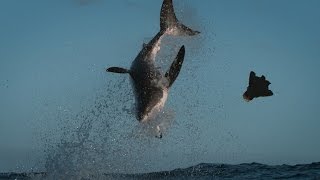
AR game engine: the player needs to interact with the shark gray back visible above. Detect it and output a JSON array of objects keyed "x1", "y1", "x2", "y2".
[{"x1": 106, "y1": 0, "x2": 199, "y2": 122}]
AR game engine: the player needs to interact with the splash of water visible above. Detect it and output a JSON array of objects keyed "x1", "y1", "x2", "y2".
[
  {"x1": 43, "y1": 77, "x2": 134, "y2": 178},
  {"x1": 40, "y1": 2, "x2": 240, "y2": 178}
]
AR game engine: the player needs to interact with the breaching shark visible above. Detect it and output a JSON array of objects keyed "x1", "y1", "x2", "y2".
[{"x1": 106, "y1": 0, "x2": 200, "y2": 122}]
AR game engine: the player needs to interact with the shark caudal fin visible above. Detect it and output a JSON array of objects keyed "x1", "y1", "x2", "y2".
[
  {"x1": 160, "y1": 0, "x2": 200, "y2": 36},
  {"x1": 165, "y1": 45, "x2": 185, "y2": 87}
]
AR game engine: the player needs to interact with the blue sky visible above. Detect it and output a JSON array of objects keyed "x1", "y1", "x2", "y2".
[{"x1": 0, "y1": 0, "x2": 320, "y2": 173}]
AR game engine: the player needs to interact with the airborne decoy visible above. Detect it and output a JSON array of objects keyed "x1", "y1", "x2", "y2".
[{"x1": 243, "y1": 71, "x2": 273, "y2": 101}]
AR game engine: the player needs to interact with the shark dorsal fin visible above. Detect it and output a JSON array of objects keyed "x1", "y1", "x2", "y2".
[{"x1": 165, "y1": 46, "x2": 185, "y2": 87}]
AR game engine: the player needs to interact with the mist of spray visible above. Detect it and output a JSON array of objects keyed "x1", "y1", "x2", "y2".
[{"x1": 38, "y1": 2, "x2": 244, "y2": 179}]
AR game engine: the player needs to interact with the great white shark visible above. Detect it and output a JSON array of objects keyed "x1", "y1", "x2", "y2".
[{"x1": 106, "y1": 0, "x2": 200, "y2": 122}]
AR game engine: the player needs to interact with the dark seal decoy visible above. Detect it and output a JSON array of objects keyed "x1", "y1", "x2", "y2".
[{"x1": 243, "y1": 71, "x2": 273, "y2": 102}]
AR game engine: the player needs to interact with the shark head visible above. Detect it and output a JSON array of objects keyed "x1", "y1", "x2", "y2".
[{"x1": 136, "y1": 88, "x2": 169, "y2": 122}]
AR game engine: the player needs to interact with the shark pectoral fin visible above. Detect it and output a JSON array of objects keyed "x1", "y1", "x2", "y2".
[
  {"x1": 106, "y1": 67, "x2": 130, "y2": 74},
  {"x1": 160, "y1": 0, "x2": 200, "y2": 36},
  {"x1": 165, "y1": 45, "x2": 185, "y2": 87}
]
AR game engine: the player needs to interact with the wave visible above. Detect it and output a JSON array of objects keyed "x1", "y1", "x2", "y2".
[{"x1": 1, "y1": 162, "x2": 319, "y2": 179}]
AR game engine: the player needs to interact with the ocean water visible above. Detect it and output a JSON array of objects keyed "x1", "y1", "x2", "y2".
[
  {"x1": 1, "y1": 162, "x2": 320, "y2": 179},
  {"x1": 1, "y1": 0, "x2": 320, "y2": 180}
]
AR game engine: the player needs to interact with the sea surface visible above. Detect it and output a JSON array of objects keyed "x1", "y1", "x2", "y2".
[{"x1": 1, "y1": 162, "x2": 319, "y2": 180}]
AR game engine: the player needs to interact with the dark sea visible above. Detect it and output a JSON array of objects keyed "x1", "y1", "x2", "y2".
[{"x1": 1, "y1": 162, "x2": 319, "y2": 180}]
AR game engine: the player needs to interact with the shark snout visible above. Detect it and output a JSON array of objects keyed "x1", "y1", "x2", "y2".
[{"x1": 137, "y1": 111, "x2": 148, "y2": 122}]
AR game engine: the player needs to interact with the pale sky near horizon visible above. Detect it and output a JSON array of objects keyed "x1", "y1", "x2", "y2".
[{"x1": 1, "y1": 0, "x2": 320, "y2": 173}]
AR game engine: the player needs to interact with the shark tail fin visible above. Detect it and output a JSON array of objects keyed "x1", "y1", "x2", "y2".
[
  {"x1": 160, "y1": 0, "x2": 200, "y2": 36},
  {"x1": 165, "y1": 45, "x2": 185, "y2": 87}
]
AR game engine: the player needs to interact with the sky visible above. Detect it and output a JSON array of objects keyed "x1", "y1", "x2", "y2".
[{"x1": 0, "y1": 0, "x2": 320, "y2": 174}]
